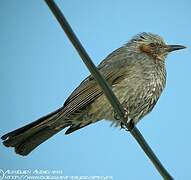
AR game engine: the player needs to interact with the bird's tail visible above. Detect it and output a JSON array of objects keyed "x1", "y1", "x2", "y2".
[{"x1": 1, "y1": 107, "x2": 69, "y2": 156}]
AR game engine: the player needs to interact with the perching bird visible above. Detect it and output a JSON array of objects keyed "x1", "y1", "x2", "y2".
[{"x1": 1, "y1": 32, "x2": 185, "y2": 156}]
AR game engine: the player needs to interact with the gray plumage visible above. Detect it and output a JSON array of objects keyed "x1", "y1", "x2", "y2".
[{"x1": 1, "y1": 32, "x2": 185, "y2": 156}]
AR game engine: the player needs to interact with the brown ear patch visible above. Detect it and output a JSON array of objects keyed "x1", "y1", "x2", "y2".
[{"x1": 140, "y1": 44, "x2": 152, "y2": 53}]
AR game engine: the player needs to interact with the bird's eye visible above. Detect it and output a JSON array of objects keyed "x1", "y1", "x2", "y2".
[{"x1": 149, "y1": 43, "x2": 155, "y2": 47}]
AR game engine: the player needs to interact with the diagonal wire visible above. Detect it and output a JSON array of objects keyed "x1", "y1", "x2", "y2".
[{"x1": 44, "y1": 0, "x2": 174, "y2": 179}]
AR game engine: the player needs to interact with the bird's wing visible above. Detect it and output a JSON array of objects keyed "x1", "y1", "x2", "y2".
[
  {"x1": 62, "y1": 76, "x2": 102, "y2": 117},
  {"x1": 62, "y1": 70, "x2": 124, "y2": 117},
  {"x1": 63, "y1": 47, "x2": 131, "y2": 117},
  {"x1": 62, "y1": 46, "x2": 129, "y2": 117}
]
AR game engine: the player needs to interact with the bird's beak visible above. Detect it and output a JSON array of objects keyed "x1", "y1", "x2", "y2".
[{"x1": 166, "y1": 45, "x2": 186, "y2": 52}]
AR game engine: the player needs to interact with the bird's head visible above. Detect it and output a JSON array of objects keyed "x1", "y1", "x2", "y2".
[{"x1": 128, "y1": 32, "x2": 186, "y2": 61}]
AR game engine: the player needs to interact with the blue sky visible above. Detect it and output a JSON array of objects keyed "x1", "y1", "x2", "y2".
[{"x1": 0, "y1": 0, "x2": 191, "y2": 179}]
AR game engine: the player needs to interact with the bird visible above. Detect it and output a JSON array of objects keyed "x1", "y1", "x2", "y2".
[{"x1": 1, "y1": 32, "x2": 186, "y2": 156}]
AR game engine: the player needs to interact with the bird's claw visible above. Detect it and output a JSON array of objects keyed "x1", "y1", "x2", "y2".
[
  {"x1": 123, "y1": 107, "x2": 129, "y2": 119},
  {"x1": 120, "y1": 119, "x2": 134, "y2": 131},
  {"x1": 114, "y1": 107, "x2": 129, "y2": 121},
  {"x1": 120, "y1": 121, "x2": 126, "y2": 129},
  {"x1": 114, "y1": 107, "x2": 134, "y2": 131},
  {"x1": 126, "y1": 119, "x2": 135, "y2": 131}
]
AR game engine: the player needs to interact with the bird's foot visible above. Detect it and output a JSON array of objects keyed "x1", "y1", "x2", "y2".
[
  {"x1": 120, "y1": 121, "x2": 126, "y2": 129},
  {"x1": 127, "y1": 119, "x2": 135, "y2": 131},
  {"x1": 120, "y1": 119, "x2": 134, "y2": 131},
  {"x1": 123, "y1": 107, "x2": 129, "y2": 119},
  {"x1": 114, "y1": 107, "x2": 129, "y2": 121},
  {"x1": 114, "y1": 107, "x2": 134, "y2": 131}
]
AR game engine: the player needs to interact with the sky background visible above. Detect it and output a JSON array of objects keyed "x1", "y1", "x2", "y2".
[{"x1": 0, "y1": 0, "x2": 191, "y2": 179}]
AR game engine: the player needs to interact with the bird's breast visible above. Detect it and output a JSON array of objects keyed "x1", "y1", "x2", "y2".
[
  {"x1": 87, "y1": 59, "x2": 166, "y2": 125},
  {"x1": 125, "y1": 64, "x2": 166, "y2": 123}
]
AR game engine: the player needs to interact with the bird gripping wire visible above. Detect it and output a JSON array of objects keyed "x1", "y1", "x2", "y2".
[{"x1": 44, "y1": 1, "x2": 173, "y2": 179}]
